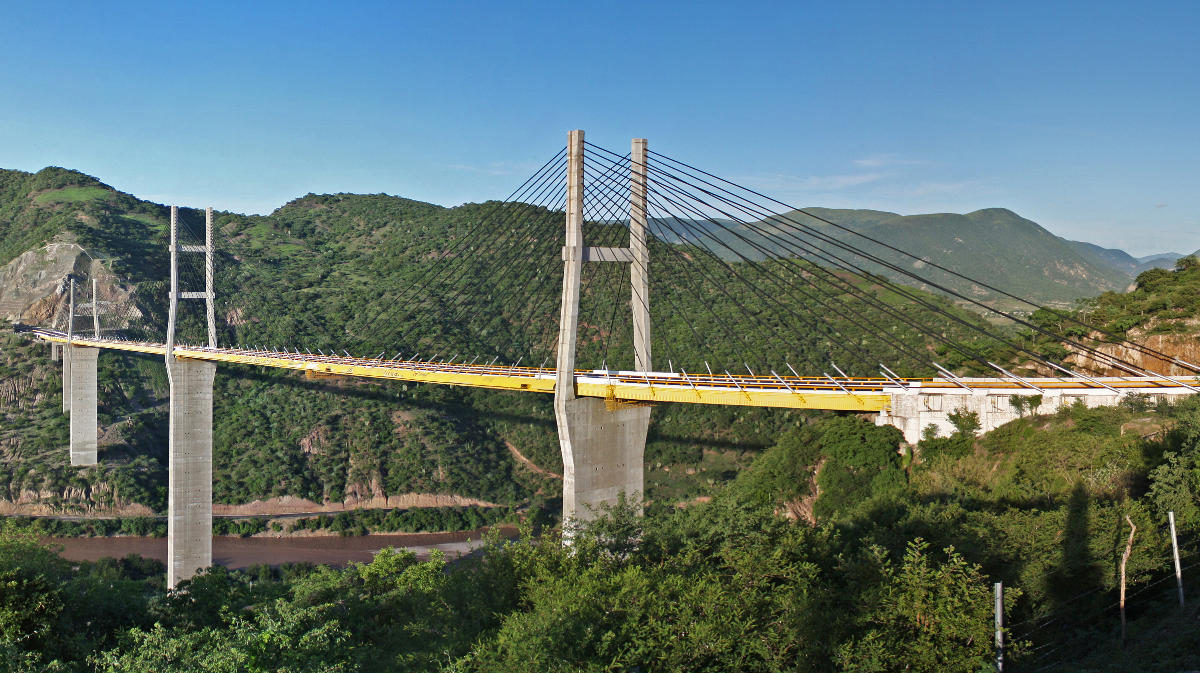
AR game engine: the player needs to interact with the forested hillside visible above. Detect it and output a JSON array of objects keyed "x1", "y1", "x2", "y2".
[
  {"x1": 958, "y1": 255, "x2": 1200, "y2": 379},
  {"x1": 0, "y1": 166, "x2": 990, "y2": 517},
  {"x1": 3, "y1": 397, "x2": 1199, "y2": 671},
  {"x1": 686, "y1": 206, "x2": 1151, "y2": 310},
  {"x1": 4, "y1": 166, "x2": 1200, "y2": 670}
]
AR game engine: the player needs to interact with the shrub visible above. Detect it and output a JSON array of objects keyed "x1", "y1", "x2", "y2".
[{"x1": 947, "y1": 408, "x2": 981, "y2": 437}]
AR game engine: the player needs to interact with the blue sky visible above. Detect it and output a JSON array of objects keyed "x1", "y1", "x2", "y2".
[{"x1": 1, "y1": 0, "x2": 1196, "y2": 255}]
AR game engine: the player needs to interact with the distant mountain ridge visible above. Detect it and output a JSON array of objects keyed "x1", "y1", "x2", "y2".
[
  {"x1": 701, "y1": 206, "x2": 1187, "y2": 310},
  {"x1": 0, "y1": 166, "x2": 1188, "y2": 313},
  {"x1": 1064, "y1": 240, "x2": 1185, "y2": 277}
]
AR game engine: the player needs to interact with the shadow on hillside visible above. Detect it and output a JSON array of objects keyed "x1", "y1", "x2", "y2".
[
  {"x1": 217, "y1": 365, "x2": 764, "y2": 451},
  {"x1": 1050, "y1": 484, "x2": 1103, "y2": 607}
]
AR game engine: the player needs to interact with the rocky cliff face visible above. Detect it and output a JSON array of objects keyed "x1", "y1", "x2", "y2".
[
  {"x1": 0, "y1": 235, "x2": 140, "y2": 328},
  {"x1": 1068, "y1": 325, "x2": 1200, "y2": 377}
]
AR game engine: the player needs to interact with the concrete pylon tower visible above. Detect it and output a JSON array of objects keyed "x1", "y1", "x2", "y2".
[
  {"x1": 59, "y1": 275, "x2": 100, "y2": 466},
  {"x1": 554, "y1": 130, "x2": 653, "y2": 527},
  {"x1": 165, "y1": 205, "x2": 219, "y2": 589}
]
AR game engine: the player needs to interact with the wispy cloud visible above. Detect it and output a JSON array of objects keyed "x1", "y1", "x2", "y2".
[
  {"x1": 900, "y1": 180, "x2": 982, "y2": 198},
  {"x1": 741, "y1": 172, "x2": 887, "y2": 193},
  {"x1": 445, "y1": 161, "x2": 537, "y2": 177},
  {"x1": 853, "y1": 154, "x2": 926, "y2": 168}
]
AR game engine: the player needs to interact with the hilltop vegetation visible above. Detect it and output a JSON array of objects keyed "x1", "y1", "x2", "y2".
[
  {"x1": 961, "y1": 255, "x2": 1200, "y2": 378},
  {"x1": 3, "y1": 403, "x2": 1199, "y2": 672}
]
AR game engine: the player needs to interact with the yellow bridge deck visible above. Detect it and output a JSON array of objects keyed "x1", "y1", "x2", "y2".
[{"x1": 29, "y1": 329, "x2": 1200, "y2": 412}]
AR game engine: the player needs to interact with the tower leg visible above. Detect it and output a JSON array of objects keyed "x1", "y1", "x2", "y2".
[
  {"x1": 62, "y1": 345, "x2": 71, "y2": 413},
  {"x1": 166, "y1": 358, "x2": 216, "y2": 589},
  {"x1": 556, "y1": 397, "x2": 650, "y2": 525},
  {"x1": 68, "y1": 346, "x2": 98, "y2": 466}
]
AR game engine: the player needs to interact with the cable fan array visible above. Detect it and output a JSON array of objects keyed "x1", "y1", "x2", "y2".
[{"x1": 34, "y1": 139, "x2": 1200, "y2": 389}]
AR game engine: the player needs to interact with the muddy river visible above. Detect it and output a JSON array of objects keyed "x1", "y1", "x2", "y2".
[{"x1": 45, "y1": 528, "x2": 512, "y2": 568}]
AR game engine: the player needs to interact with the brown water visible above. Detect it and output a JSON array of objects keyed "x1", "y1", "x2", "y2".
[{"x1": 45, "y1": 528, "x2": 511, "y2": 568}]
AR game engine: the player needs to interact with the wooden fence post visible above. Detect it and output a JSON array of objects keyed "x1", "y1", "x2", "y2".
[{"x1": 1120, "y1": 514, "x2": 1136, "y2": 644}]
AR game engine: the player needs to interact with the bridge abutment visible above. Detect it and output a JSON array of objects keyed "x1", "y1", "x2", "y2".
[
  {"x1": 166, "y1": 358, "x2": 216, "y2": 589},
  {"x1": 67, "y1": 346, "x2": 99, "y2": 466},
  {"x1": 879, "y1": 390, "x2": 1151, "y2": 443}
]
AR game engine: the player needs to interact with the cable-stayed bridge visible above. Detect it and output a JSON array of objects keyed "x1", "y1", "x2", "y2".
[{"x1": 16, "y1": 130, "x2": 1200, "y2": 586}]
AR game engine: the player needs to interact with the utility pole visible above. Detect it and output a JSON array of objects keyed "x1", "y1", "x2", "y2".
[{"x1": 994, "y1": 582, "x2": 1004, "y2": 672}]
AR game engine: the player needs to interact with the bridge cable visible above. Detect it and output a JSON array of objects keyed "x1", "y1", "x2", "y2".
[
  {"x1": 362, "y1": 156, "x2": 567, "y2": 349},
  {"x1": 581, "y1": 156, "x2": 779, "y2": 370},
  {"x1": 646, "y1": 153, "x2": 1174, "y2": 381},
  {"x1": 643, "y1": 179, "x2": 993, "y2": 375},
  {"x1": 640, "y1": 186, "x2": 877, "y2": 372},
  {"x1": 642, "y1": 185, "x2": 933, "y2": 374},
  {"x1": 648, "y1": 149, "x2": 1197, "y2": 375},
  {"x1": 579, "y1": 155, "x2": 687, "y2": 371},
  {"x1": 641, "y1": 162, "x2": 1025, "y2": 373},
  {"x1": 425, "y1": 194, "x2": 569, "y2": 361},
  {"x1": 580, "y1": 153, "x2": 766, "y2": 371},
  {"x1": 359, "y1": 169, "x2": 569, "y2": 362},
  {"x1": 353, "y1": 148, "x2": 568, "y2": 349},
  {"x1": 587, "y1": 142, "x2": 913, "y2": 374},
  {"x1": 647, "y1": 168, "x2": 1150, "y2": 384}
]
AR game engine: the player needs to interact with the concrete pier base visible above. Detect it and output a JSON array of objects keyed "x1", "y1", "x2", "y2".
[
  {"x1": 67, "y1": 346, "x2": 98, "y2": 466},
  {"x1": 556, "y1": 397, "x2": 650, "y2": 525},
  {"x1": 166, "y1": 358, "x2": 217, "y2": 589}
]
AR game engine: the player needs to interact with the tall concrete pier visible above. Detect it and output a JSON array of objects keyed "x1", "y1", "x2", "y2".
[
  {"x1": 162, "y1": 205, "x2": 221, "y2": 588},
  {"x1": 67, "y1": 346, "x2": 99, "y2": 466},
  {"x1": 166, "y1": 358, "x2": 216, "y2": 588},
  {"x1": 554, "y1": 130, "x2": 652, "y2": 525}
]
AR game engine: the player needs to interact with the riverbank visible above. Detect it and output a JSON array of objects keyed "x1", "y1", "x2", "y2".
[{"x1": 10, "y1": 504, "x2": 517, "y2": 538}]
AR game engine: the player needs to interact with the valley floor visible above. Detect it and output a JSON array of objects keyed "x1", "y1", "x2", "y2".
[{"x1": 46, "y1": 527, "x2": 509, "y2": 568}]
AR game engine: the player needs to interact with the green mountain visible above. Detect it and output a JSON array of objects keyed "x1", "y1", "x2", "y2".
[
  {"x1": 639, "y1": 208, "x2": 1188, "y2": 312},
  {"x1": 1066, "y1": 240, "x2": 1184, "y2": 276},
  {"x1": 0, "y1": 166, "x2": 992, "y2": 518},
  {"x1": 765, "y1": 207, "x2": 1136, "y2": 310}
]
